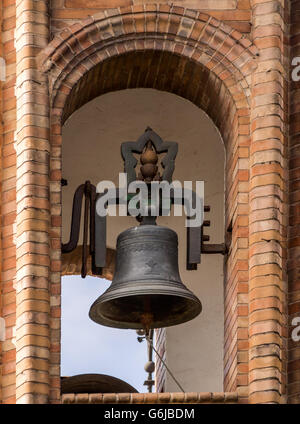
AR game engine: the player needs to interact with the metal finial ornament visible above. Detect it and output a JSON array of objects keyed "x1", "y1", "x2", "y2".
[
  {"x1": 121, "y1": 127, "x2": 178, "y2": 185},
  {"x1": 138, "y1": 140, "x2": 160, "y2": 182}
]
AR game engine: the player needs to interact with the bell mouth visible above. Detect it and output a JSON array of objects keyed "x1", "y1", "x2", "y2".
[{"x1": 89, "y1": 282, "x2": 202, "y2": 329}]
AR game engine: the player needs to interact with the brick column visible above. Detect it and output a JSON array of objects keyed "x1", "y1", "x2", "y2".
[
  {"x1": 15, "y1": 0, "x2": 50, "y2": 403},
  {"x1": 0, "y1": 2, "x2": 3, "y2": 404},
  {"x1": 249, "y1": 0, "x2": 288, "y2": 403},
  {"x1": 289, "y1": 0, "x2": 300, "y2": 404},
  {"x1": 1, "y1": 0, "x2": 17, "y2": 404}
]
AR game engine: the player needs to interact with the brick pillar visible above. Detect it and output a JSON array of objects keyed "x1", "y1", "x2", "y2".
[
  {"x1": 15, "y1": 0, "x2": 50, "y2": 403},
  {"x1": 0, "y1": 2, "x2": 3, "y2": 404},
  {"x1": 289, "y1": 0, "x2": 300, "y2": 404},
  {"x1": 1, "y1": 0, "x2": 17, "y2": 404},
  {"x1": 249, "y1": 0, "x2": 288, "y2": 403}
]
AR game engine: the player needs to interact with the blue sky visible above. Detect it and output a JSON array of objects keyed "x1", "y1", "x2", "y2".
[{"x1": 61, "y1": 275, "x2": 149, "y2": 393}]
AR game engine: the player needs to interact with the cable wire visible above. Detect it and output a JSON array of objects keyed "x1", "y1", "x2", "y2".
[{"x1": 145, "y1": 334, "x2": 185, "y2": 393}]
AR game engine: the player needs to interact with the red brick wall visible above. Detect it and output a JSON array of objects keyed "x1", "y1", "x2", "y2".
[
  {"x1": 0, "y1": 0, "x2": 295, "y2": 404},
  {"x1": 0, "y1": 2, "x2": 2, "y2": 404},
  {"x1": 289, "y1": 0, "x2": 300, "y2": 404},
  {"x1": 61, "y1": 391, "x2": 239, "y2": 403},
  {"x1": 249, "y1": 0, "x2": 289, "y2": 404},
  {"x1": 50, "y1": 0, "x2": 252, "y2": 35},
  {"x1": 14, "y1": 0, "x2": 51, "y2": 404},
  {"x1": 1, "y1": 0, "x2": 16, "y2": 405},
  {"x1": 39, "y1": 5, "x2": 257, "y2": 402}
]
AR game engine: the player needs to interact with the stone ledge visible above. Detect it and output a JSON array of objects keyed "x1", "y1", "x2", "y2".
[{"x1": 61, "y1": 392, "x2": 238, "y2": 404}]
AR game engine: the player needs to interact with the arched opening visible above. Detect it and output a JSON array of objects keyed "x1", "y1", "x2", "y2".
[
  {"x1": 61, "y1": 88, "x2": 225, "y2": 392},
  {"x1": 44, "y1": 23, "x2": 254, "y2": 397}
]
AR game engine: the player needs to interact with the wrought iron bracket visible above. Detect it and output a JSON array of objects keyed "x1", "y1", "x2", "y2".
[
  {"x1": 199, "y1": 206, "x2": 229, "y2": 264},
  {"x1": 61, "y1": 180, "x2": 103, "y2": 278},
  {"x1": 201, "y1": 243, "x2": 228, "y2": 255},
  {"x1": 62, "y1": 183, "x2": 228, "y2": 275}
]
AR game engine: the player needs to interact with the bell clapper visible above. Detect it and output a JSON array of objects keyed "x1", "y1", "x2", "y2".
[{"x1": 140, "y1": 312, "x2": 154, "y2": 334}]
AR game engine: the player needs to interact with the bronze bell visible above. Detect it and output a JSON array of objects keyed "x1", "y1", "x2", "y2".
[{"x1": 89, "y1": 225, "x2": 202, "y2": 330}]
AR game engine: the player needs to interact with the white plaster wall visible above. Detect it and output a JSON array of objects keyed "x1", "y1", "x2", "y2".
[{"x1": 62, "y1": 88, "x2": 225, "y2": 392}]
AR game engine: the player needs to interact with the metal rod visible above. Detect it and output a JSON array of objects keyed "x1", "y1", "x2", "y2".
[
  {"x1": 145, "y1": 334, "x2": 185, "y2": 393},
  {"x1": 81, "y1": 181, "x2": 90, "y2": 278},
  {"x1": 89, "y1": 184, "x2": 96, "y2": 256},
  {"x1": 145, "y1": 329, "x2": 154, "y2": 393}
]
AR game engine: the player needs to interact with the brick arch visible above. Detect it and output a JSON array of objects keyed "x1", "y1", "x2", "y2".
[
  {"x1": 38, "y1": 6, "x2": 258, "y2": 403},
  {"x1": 59, "y1": 49, "x2": 245, "y2": 142},
  {"x1": 40, "y1": 5, "x2": 258, "y2": 122}
]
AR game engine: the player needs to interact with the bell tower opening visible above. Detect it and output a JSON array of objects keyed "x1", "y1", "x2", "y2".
[
  {"x1": 61, "y1": 88, "x2": 225, "y2": 393},
  {"x1": 61, "y1": 275, "x2": 145, "y2": 392}
]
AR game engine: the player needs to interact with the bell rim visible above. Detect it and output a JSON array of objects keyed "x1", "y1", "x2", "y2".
[
  {"x1": 89, "y1": 288, "x2": 202, "y2": 330},
  {"x1": 90, "y1": 279, "x2": 201, "y2": 303}
]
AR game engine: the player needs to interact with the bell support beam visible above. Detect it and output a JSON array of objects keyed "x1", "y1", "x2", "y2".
[
  {"x1": 94, "y1": 187, "x2": 223, "y2": 271},
  {"x1": 63, "y1": 129, "x2": 227, "y2": 278},
  {"x1": 64, "y1": 182, "x2": 227, "y2": 277}
]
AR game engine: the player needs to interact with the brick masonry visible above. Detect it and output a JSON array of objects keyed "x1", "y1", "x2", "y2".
[
  {"x1": 1, "y1": 0, "x2": 17, "y2": 405},
  {"x1": 50, "y1": 0, "x2": 252, "y2": 35},
  {"x1": 40, "y1": 5, "x2": 257, "y2": 404},
  {"x1": 15, "y1": 0, "x2": 50, "y2": 404},
  {"x1": 0, "y1": 0, "x2": 298, "y2": 405},
  {"x1": 249, "y1": 0, "x2": 289, "y2": 404},
  {"x1": 289, "y1": 0, "x2": 300, "y2": 404},
  {"x1": 61, "y1": 391, "x2": 239, "y2": 403}
]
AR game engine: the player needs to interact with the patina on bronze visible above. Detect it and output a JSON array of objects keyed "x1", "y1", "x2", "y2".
[{"x1": 89, "y1": 225, "x2": 202, "y2": 330}]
